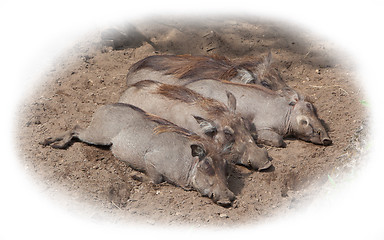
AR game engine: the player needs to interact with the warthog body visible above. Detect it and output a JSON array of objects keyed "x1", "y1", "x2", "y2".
[
  {"x1": 41, "y1": 103, "x2": 235, "y2": 206},
  {"x1": 119, "y1": 80, "x2": 271, "y2": 170},
  {"x1": 125, "y1": 53, "x2": 288, "y2": 90},
  {"x1": 184, "y1": 79, "x2": 332, "y2": 147}
]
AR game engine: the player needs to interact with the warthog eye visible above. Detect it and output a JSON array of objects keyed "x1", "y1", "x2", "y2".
[
  {"x1": 223, "y1": 127, "x2": 235, "y2": 141},
  {"x1": 201, "y1": 160, "x2": 215, "y2": 176},
  {"x1": 205, "y1": 129, "x2": 217, "y2": 138},
  {"x1": 224, "y1": 130, "x2": 233, "y2": 136},
  {"x1": 261, "y1": 80, "x2": 271, "y2": 89},
  {"x1": 300, "y1": 119, "x2": 308, "y2": 126}
]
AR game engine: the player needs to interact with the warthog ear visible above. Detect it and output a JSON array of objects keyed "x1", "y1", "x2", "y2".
[
  {"x1": 193, "y1": 115, "x2": 217, "y2": 137},
  {"x1": 244, "y1": 78, "x2": 256, "y2": 84},
  {"x1": 278, "y1": 88, "x2": 300, "y2": 106},
  {"x1": 237, "y1": 68, "x2": 256, "y2": 84},
  {"x1": 255, "y1": 51, "x2": 273, "y2": 78},
  {"x1": 191, "y1": 144, "x2": 206, "y2": 160},
  {"x1": 296, "y1": 115, "x2": 310, "y2": 126},
  {"x1": 226, "y1": 91, "x2": 237, "y2": 113},
  {"x1": 264, "y1": 50, "x2": 273, "y2": 66}
]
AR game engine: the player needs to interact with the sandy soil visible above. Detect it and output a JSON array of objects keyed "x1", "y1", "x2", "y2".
[{"x1": 16, "y1": 17, "x2": 368, "y2": 226}]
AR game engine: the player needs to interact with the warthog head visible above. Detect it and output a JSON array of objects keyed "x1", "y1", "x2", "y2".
[
  {"x1": 223, "y1": 91, "x2": 272, "y2": 170},
  {"x1": 196, "y1": 91, "x2": 272, "y2": 170},
  {"x1": 236, "y1": 51, "x2": 288, "y2": 91},
  {"x1": 289, "y1": 99, "x2": 332, "y2": 146},
  {"x1": 190, "y1": 143, "x2": 235, "y2": 207},
  {"x1": 230, "y1": 116, "x2": 272, "y2": 170},
  {"x1": 192, "y1": 115, "x2": 235, "y2": 149}
]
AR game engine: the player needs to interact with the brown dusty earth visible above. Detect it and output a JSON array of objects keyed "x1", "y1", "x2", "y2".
[{"x1": 16, "y1": 17, "x2": 368, "y2": 226}]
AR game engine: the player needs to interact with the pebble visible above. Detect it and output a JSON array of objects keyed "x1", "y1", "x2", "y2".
[
  {"x1": 146, "y1": 219, "x2": 155, "y2": 225},
  {"x1": 219, "y1": 213, "x2": 229, "y2": 218}
]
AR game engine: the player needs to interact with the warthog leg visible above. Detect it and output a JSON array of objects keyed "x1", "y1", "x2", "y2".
[
  {"x1": 40, "y1": 125, "x2": 83, "y2": 149},
  {"x1": 257, "y1": 129, "x2": 286, "y2": 148},
  {"x1": 143, "y1": 151, "x2": 165, "y2": 184},
  {"x1": 41, "y1": 117, "x2": 119, "y2": 149}
]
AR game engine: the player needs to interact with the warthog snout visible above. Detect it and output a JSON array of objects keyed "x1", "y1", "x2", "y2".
[
  {"x1": 254, "y1": 148, "x2": 272, "y2": 170},
  {"x1": 319, "y1": 129, "x2": 332, "y2": 146},
  {"x1": 213, "y1": 189, "x2": 235, "y2": 207},
  {"x1": 242, "y1": 145, "x2": 272, "y2": 170},
  {"x1": 310, "y1": 133, "x2": 332, "y2": 146},
  {"x1": 322, "y1": 138, "x2": 332, "y2": 146}
]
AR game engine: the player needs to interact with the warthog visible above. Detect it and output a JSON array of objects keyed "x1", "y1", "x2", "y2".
[
  {"x1": 119, "y1": 80, "x2": 271, "y2": 170},
  {"x1": 183, "y1": 79, "x2": 332, "y2": 147},
  {"x1": 125, "y1": 53, "x2": 288, "y2": 90},
  {"x1": 41, "y1": 103, "x2": 235, "y2": 206}
]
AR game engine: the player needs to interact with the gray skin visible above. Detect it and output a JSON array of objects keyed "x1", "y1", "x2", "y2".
[
  {"x1": 41, "y1": 103, "x2": 235, "y2": 206},
  {"x1": 119, "y1": 80, "x2": 271, "y2": 171},
  {"x1": 125, "y1": 53, "x2": 288, "y2": 91},
  {"x1": 183, "y1": 79, "x2": 332, "y2": 147}
]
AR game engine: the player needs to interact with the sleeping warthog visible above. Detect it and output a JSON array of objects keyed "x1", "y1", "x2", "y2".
[
  {"x1": 184, "y1": 80, "x2": 332, "y2": 147},
  {"x1": 119, "y1": 80, "x2": 271, "y2": 170},
  {"x1": 41, "y1": 103, "x2": 235, "y2": 206},
  {"x1": 125, "y1": 53, "x2": 288, "y2": 90}
]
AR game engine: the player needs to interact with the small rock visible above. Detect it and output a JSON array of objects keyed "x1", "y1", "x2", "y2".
[
  {"x1": 131, "y1": 174, "x2": 143, "y2": 182},
  {"x1": 316, "y1": 69, "x2": 321, "y2": 74},
  {"x1": 146, "y1": 219, "x2": 155, "y2": 225},
  {"x1": 281, "y1": 189, "x2": 288, "y2": 198},
  {"x1": 219, "y1": 213, "x2": 229, "y2": 218}
]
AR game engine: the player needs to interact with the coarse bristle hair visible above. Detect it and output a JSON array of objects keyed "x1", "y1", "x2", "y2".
[
  {"x1": 156, "y1": 83, "x2": 228, "y2": 116},
  {"x1": 111, "y1": 103, "x2": 202, "y2": 141},
  {"x1": 128, "y1": 54, "x2": 239, "y2": 81}
]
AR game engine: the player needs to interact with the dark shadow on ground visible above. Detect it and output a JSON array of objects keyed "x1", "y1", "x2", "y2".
[{"x1": 100, "y1": 16, "x2": 342, "y2": 69}]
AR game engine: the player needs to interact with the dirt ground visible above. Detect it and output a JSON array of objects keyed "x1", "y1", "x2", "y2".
[{"x1": 16, "y1": 17, "x2": 368, "y2": 226}]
